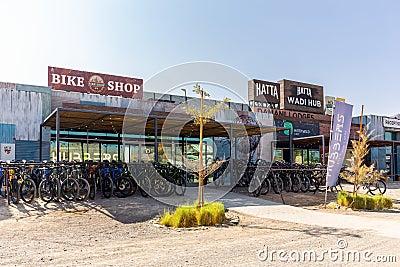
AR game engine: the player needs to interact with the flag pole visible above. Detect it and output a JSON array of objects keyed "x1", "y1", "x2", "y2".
[{"x1": 324, "y1": 101, "x2": 335, "y2": 208}]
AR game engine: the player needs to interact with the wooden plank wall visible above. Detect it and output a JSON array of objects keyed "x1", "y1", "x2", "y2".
[{"x1": 0, "y1": 88, "x2": 44, "y2": 141}]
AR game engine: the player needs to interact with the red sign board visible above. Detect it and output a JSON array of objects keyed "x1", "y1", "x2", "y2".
[{"x1": 48, "y1": 66, "x2": 143, "y2": 99}]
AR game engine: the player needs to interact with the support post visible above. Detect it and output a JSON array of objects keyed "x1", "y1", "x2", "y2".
[
  {"x1": 391, "y1": 142, "x2": 395, "y2": 182},
  {"x1": 118, "y1": 133, "x2": 121, "y2": 161},
  {"x1": 322, "y1": 135, "x2": 325, "y2": 164},
  {"x1": 56, "y1": 109, "x2": 60, "y2": 162},
  {"x1": 289, "y1": 130, "x2": 293, "y2": 165},
  {"x1": 39, "y1": 125, "x2": 43, "y2": 161},
  {"x1": 229, "y1": 123, "x2": 233, "y2": 185},
  {"x1": 154, "y1": 118, "x2": 158, "y2": 163}
]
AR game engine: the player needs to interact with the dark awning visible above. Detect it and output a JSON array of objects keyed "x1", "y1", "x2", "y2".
[{"x1": 42, "y1": 104, "x2": 283, "y2": 138}]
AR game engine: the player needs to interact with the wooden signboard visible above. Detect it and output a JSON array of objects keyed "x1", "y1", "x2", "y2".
[
  {"x1": 278, "y1": 79, "x2": 324, "y2": 114},
  {"x1": 248, "y1": 79, "x2": 280, "y2": 109}
]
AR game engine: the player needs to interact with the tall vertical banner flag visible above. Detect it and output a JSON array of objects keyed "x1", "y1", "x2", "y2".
[{"x1": 326, "y1": 100, "x2": 353, "y2": 186}]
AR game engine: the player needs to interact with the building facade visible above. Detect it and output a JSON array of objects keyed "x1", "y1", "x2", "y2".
[
  {"x1": 1, "y1": 66, "x2": 398, "y2": 180},
  {"x1": 0, "y1": 82, "x2": 51, "y2": 161}
]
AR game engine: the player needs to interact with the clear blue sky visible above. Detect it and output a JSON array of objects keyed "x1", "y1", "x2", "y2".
[{"x1": 1, "y1": 0, "x2": 399, "y2": 116}]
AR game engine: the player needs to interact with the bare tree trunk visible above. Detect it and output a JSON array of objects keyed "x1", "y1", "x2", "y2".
[
  {"x1": 354, "y1": 105, "x2": 364, "y2": 195},
  {"x1": 197, "y1": 91, "x2": 205, "y2": 207}
]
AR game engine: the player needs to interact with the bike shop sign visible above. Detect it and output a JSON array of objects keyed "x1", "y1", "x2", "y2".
[
  {"x1": 326, "y1": 100, "x2": 353, "y2": 187},
  {"x1": 48, "y1": 66, "x2": 143, "y2": 99}
]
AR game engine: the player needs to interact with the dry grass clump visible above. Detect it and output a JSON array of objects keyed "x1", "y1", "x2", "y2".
[
  {"x1": 160, "y1": 202, "x2": 225, "y2": 228},
  {"x1": 337, "y1": 191, "x2": 393, "y2": 210}
]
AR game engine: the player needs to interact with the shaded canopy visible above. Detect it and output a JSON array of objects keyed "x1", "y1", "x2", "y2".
[{"x1": 42, "y1": 105, "x2": 282, "y2": 138}]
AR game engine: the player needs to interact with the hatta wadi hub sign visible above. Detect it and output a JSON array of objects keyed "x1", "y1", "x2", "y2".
[
  {"x1": 48, "y1": 66, "x2": 143, "y2": 99},
  {"x1": 280, "y1": 79, "x2": 324, "y2": 114}
]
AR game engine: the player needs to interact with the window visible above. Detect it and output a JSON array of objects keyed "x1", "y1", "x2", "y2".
[{"x1": 385, "y1": 131, "x2": 396, "y2": 141}]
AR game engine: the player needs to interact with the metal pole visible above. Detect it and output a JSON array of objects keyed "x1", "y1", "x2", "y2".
[
  {"x1": 230, "y1": 123, "x2": 233, "y2": 185},
  {"x1": 322, "y1": 135, "x2": 325, "y2": 164},
  {"x1": 56, "y1": 109, "x2": 60, "y2": 162},
  {"x1": 154, "y1": 118, "x2": 158, "y2": 163},
  {"x1": 181, "y1": 136, "x2": 184, "y2": 165},
  {"x1": 39, "y1": 125, "x2": 43, "y2": 161},
  {"x1": 234, "y1": 137, "x2": 237, "y2": 160},
  {"x1": 391, "y1": 141, "x2": 395, "y2": 182},
  {"x1": 289, "y1": 130, "x2": 293, "y2": 165},
  {"x1": 118, "y1": 133, "x2": 121, "y2": 161}
]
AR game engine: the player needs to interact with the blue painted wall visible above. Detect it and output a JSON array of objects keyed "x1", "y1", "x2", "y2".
[{"x1": 0, "y1": 123, "x2": 16, "y2": 143}]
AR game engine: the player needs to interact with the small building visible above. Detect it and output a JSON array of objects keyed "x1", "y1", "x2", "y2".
[
  {"x1": 0, "y1": 82, "x2": 51, "y2": 161},
  {"x1": 352, "y1": 115, "x2": 400, "y2": 181}
]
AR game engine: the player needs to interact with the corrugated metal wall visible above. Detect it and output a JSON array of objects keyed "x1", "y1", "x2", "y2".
[{"x1": 15, "y1": 140, "x2": 50, "y2": 161}]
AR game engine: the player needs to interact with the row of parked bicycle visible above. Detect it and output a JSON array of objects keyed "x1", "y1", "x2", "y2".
[
  {"x1": 0, "y1": 160, "x2": 153, "y2": 205},
  {"x1": 244, "y1": 160, "x2": 387, "y2": 197},
  {"x1": 0, "y1": 159, "x2": 387, "y2": 205}
]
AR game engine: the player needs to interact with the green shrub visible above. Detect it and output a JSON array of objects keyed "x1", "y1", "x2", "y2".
[
  {"x1": 172, "y1": 206, "x2": 198, "y2": 228},
  {"x1": 337, "y1": 191, "x2": 393, "y2": 210},
  {"x1": 337, "y1": 191, "x2": 353, "y2": 207},
  {"x1": 373, "y1": 195, "x2": 393, "y2": 210},
  {"x1": 159, "y1": 211, "x2": 173, "y2": 227},
  {"x1": 352, "y1": 195, "x2": 365, "y2": 209},
  {"x1": 381, "y1": 197, "x2": 393, "y2": 209},
  {"x1": 197, "y1": 209, "x2": 213, "y2": 226},
  {"x1": 363, "y1": 195, "x2": 375, "y2": 210},
  {"x1": 159, "y1": 202, "x2": 226, "y2": 228}
]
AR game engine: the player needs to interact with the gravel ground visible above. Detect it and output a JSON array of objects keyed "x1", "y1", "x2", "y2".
[{"x1": 1, "y1": 185, "x2": 400, "y2": 266}]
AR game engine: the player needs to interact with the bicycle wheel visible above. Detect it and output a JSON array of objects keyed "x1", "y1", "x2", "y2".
[
  {"x1": 88, "y1": 177, "x2": 96, "y2": 200},
  {"x1": 300, "y1": 176, "x2": 310, "y2": 193},
  {"x1": 260, "y1": 179, "x2": 270, "y2": 195},
  {"x1": 127, "y1": 176, "x2": 138, "y2": 196},
  {"x1": 272, "y1": 176, "x2": 283, "y2": 194},
  {"x1": 309, "y1": 177, "x2": 319, "y2": 193},
  {"x1": 0, "y1": 176, "x2": 6, "y2": 198},
  {"x1": 174, "y1": 175, "x2": 186, "y2": 196},
  {"x1": 291, "y1": 176, "x2": 301, "y2": 193},
  {"x1": 136, "y1": 175, "x2": 150, "y2": 197},
  {"x1": 8, "y1": 178, "x2": 20, "y2": 204},
  {"x1": 101, "y1": 176, "x2": 113, "y2": 199},
  {"x1": 369, "y1": 180, "x2": 387, "y2": 195},
  {"x1": 61, "y1": 178, "x2": 79, "y2": 201},
  {"x1": 76, "y1": 178, "x2": 90, "y2": 201},
  {"x1": 20, "y1": 178, "x2": 37, "y2": 203},
  {"x1": 39, "y1": 179, "x2": 55, "y2": 202},
  {"x1": 113, "y1": 176, "x2": 133, "y2": 198},
  {"x1": 250, "y1": 185, "x2": 262, "y2": 197}
]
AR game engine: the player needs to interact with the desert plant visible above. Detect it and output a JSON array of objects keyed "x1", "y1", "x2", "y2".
[
  {"x1": 373, "y1": 195, "x2": 393, "y2": 210},
  {"x1": 337, "y1": 190, "x2": 393, "y2": 210},
  {"x1": 341, "y1": 123, "x2": 383, "y2": 194},
  {"x1": 159, "y1": 202, "x2": 226, "y2": 228},
  {"x1": 337, "y1": 190, "x2": 353, "y2": 207},
  {"x1": 363, "y1": 195, "x2": 375, "y2": 210}
]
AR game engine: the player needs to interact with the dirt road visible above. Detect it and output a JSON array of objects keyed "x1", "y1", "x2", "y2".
[{"x1": 1, "y1": 192, "x2": 399, "y2": 266}]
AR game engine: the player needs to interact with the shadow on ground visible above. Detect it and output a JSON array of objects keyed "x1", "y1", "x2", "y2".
[
  {"x1": 0, "y1": 198, "x2": 12, "y2": 221},
  {"x1": 239, "y1": 220, "x2": 363, "y2": 238},
  {"x1": 3, "y1": 194, "x2": 170, "y2": 224}
]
